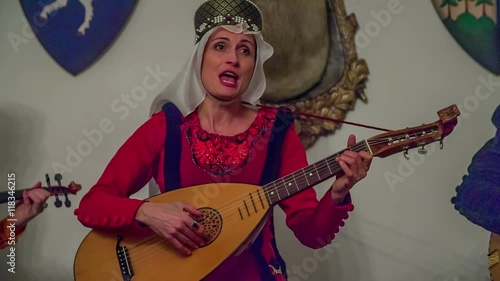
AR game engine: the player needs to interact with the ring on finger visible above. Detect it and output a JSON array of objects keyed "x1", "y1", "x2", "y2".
[{"x1": 190, "y1": 221, "x2": 199, "y2": 230}]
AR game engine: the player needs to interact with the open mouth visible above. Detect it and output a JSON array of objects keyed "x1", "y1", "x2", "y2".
[{"x1": 219, "y1": 71, "x2": 239, "y2": 87}]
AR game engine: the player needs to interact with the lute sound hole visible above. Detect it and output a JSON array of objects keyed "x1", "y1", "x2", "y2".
[{"x1": 195, "y1": 207, "x2": 222, "y2": 247}]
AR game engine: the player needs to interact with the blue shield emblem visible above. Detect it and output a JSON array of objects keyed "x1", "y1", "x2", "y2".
[
  {"x1": 432, "y1": 0, "x2": 500, "y2": 75},
  {"x1": 20, "y1": 0, "x2": 137, "y2": 75}
]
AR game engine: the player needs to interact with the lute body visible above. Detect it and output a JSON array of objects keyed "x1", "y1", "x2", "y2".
[{"x1": 74, "y1": 183, "x2": 272, "y2": 281}]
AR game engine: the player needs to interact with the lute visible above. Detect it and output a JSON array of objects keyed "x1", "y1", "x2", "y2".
[{"x1": 73, "y1": 104, "x2": 460, "y2": 281}]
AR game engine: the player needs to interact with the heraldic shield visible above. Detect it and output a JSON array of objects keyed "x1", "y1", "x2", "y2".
[
  {"x1": 19, "y1": 0, "x2": 137, "y2": 75},
  {"x1": 432, "y1": 0, "x2": 499, "y2": 75}
]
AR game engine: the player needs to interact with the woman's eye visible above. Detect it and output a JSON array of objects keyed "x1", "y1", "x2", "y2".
[{"x1": 215, "y1": 44, "x2": 224, "y2": 50}]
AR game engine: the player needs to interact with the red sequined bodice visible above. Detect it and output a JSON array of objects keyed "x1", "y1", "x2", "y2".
[{"x1": 181, "y1": 109, "x2": 277, "y2": 177}]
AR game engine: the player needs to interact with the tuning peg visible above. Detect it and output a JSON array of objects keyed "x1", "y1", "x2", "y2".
[
  {"x1": 54, "y1": 173, "x2": 63, "y2": 186},
  {"x1": 418, "y1": 145, "x2": 427, "y2": 155},
  {"x1": 54, "y1": 198, "x2": 62, "y2": 208},
  {"x1": 50, "y1": 173, "x2": 63, "y2": 207},
  {"x1": 45, "y1": 174, "x2": 51, "y2": 186},
  {"x1": 45, "y1": 174, "x2": 61, "y2": 207},
  {"x1": 63, "y1": 193, "x2": 71, "y2": 207},
  {"x1": 404, "y1": 149, "x2": 409, "y2": 160},
  {"x1": 440, "y1": 140, "x2": 444, "y2": 150}
]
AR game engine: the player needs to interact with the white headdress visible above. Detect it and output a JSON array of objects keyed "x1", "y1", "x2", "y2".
[{"x1": 149, "y1": 0, "x2": 274, "y2": 116}]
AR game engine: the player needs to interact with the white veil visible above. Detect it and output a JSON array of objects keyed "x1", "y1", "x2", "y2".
[{"x1": 149, "y1": 23, "x2": 274, "y2": 117}]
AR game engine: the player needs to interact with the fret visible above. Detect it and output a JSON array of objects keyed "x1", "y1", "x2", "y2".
[
  {"x1": 282, "y1": 177, "x2": 290, "y2": 196},
  {"x1": 364, "y1": 139, "x2": 372, "y2": 154},
  {"x1": 265, "y1": 186, "x2": 272, "y2": 204},
  {"x1": 314, "y1": 163, "x2": 321, "y2": 181},
  {"x1": 305, "y1": 166, "x2": 320, "y2": 184},
  {"x1": 281, "y1": 178, "x2": 294, "y2": 198},
  {"x1": 268, "y1": 184, "x2": 280, "y2": 205},
  {"x1": 274, "y1": 181, "x2": 281, "y2": 201},
  {"x1": 325, "y1": 158, "x2": 333, "y2": 175},
  {"x1": 291, "y1": 172, "x2": 299, "y2": 191},
  {"x1": 321, "y1": 161, "x2": 330, "y2": 180},
  {"x1": 302, "y1": 168, "x2": 310, "y2": 186},
  {"x1": 268, "y1": 189, "x2": 278, "y2": 204}
]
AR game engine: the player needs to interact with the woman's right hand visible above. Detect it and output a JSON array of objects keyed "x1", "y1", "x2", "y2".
[{"x1": 135, "y1": 201, "x2": 206, "y2": 256}]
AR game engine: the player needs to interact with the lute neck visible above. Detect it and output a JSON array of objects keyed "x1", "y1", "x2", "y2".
[{"x1": 263, "y1": 140, "x2": 370, "y2": 206}]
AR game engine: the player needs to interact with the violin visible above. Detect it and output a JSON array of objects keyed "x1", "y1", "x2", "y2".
[{"x1": 1, "y1": 173, "x2": 81, "y2": 207}]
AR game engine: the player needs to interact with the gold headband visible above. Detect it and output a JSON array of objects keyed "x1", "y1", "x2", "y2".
[{"x1": 194, "y1": 0, "x2": 263, "y2": 43}]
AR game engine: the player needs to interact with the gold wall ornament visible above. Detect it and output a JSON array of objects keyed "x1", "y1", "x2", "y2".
[{"x1": 254, "y1": 0, "x2": 369, "y2": 149}]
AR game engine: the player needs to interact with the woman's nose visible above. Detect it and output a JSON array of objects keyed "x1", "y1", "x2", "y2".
[{"x1": 225, "y1": 50, "x2": 239, "y2": 65}]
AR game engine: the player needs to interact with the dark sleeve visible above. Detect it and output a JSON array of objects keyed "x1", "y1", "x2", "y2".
[{"x1": 452, "y1": 105, "x2": 500, "y2": 234}]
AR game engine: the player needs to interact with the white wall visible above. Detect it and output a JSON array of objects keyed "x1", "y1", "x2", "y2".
[{"x1": 0, "y1": 0, "x2": 498, "y2": 281}]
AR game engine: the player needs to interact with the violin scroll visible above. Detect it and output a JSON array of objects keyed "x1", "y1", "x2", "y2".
[{"x1": 43, "y1": 173, "x2": 82, "y2": 208}]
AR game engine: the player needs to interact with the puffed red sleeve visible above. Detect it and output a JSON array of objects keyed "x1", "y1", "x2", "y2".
[
  {"x1": 74, "y1": 112, "x2": 166, "y2": 234},
  {"x1": 0, "y1": 216, "x2": 27, "y2": 249},
  {"x1": 278, "y1": 124, "x2": 354, "y2": 249}
]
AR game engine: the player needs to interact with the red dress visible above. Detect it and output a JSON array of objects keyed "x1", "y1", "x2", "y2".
[{"x1": 74, "y1": 106, "x2": 353, "y2": 280}]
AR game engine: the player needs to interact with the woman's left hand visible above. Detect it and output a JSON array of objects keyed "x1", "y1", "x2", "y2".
[{"x1": 331, "y1": 134, "x2": 373, "y2": 204}]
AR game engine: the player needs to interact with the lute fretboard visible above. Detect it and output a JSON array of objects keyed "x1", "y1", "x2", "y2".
[{"x1": 263, "y1": 140, "x2": 370, "y2": 205}]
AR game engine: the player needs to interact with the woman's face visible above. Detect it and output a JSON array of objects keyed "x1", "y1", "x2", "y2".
[{"x1": 200, "y1": 28, "x2": 256, "y2": 102}]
